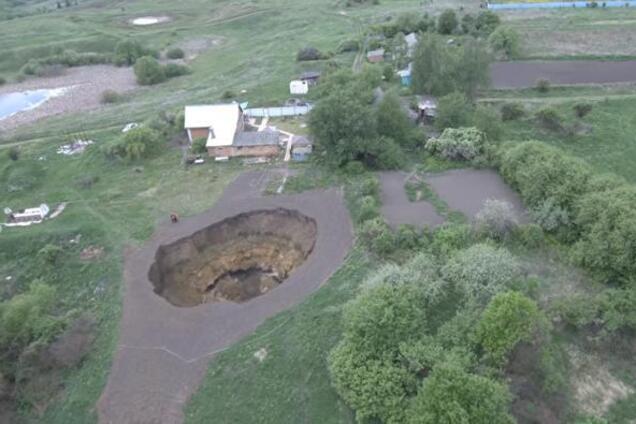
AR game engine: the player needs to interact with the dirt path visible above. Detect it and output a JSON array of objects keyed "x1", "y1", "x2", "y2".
[
  {"x1": 98, "y1": 170, "x2": 353, "y2": 424},
  {"x1": 491, "y1": 60, "x2": 636, "y2": 89},
  {"x1": 379, "y1": 171, "x2": 444, "y2": 229}
]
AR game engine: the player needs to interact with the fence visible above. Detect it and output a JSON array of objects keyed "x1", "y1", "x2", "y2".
[
  {"x1": 488, "y1": 1, "x2": 636, "y2": 9},
  {"x1": 244, "y1": 105, "x2": 313, "y2": 118}
]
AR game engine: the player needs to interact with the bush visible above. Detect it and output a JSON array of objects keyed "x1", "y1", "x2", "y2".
[
  {"x1": 531, "y1": 197, "x2": 571, "y2": 232},
  {"x1": 37, "y1": 244, "x2": 63, "y2": 265},
  {"x1": 488, "y1": 26, "x2": 520, "y2": 59},
  {"x1": 437, "y1": 9, "x2": 458, "y2": 34},
  {"x1": 358, "y1": 195, "x2": 380, "y2": 222},
  {"x1": 475, "y1": 10, "x2": 501, "y2": 35},
  {"x1": 434, "y1": 92, "x2": 474, "y2": 131},
  {"x1": 163, "y1": 63, "x2": 191, "y2": 78},
  {"x1": 0, "y1": 76, "x2": 5, "y2": 85},
  {"x1": 514, "y1": 223, "x2": 545, "y2": 249},
  {"x1": 442, "y1": 244, "x2": 520, "y2": 303},
  {"x1": 191, "y1": 137, "x2": 207, "y2": 154},
  {"x1": 134, "y1": 56, "x2": 166, "y2": 85},
  {"x1": 536, "y1": 78, "x2": 551, "y2": 93},
  {"x1": 359, "y1": 218, "x2": 394, "y2": 255},
  {"x1": 7, "y1": 147, "x2": 19, "y2": 161},
  {"x1": 221, "y1": 90, "x2": 235, "y2": 100},
  {"x1": 297, "y1": 46, "x2": 326, "y2": 61},
  {"x1": 100, "y1": 89, "x2": 121, "y2": 104},
  {"x1": 573, "y1": 102, "x2": 593, "y2": 118},
  {"x1": 535, "y1": 107, "x2": 563, "y2": 132},
  {"x1": 114, "y1": 39, "x2": 146, "y2": 66},
  {"x1": 472, "y1": 104, "x2": 502, "y2": 141},
  {"x1": 166, "y1": 47, "x2": 185, "y2": 59},
  {"x1": 500, "y1": 102, "x2": 525, "y2": 121},
  {"x1": 431, "y1": 223, "x2": 472, "y2": 257},
  {"x1": 337, "y1": 39, "x2": 360, "y2": 53},
  {"x1": 407, "y1": 364, "x2": 513, "y2": 424},
  {"x1": 474, "y1": 199, "x2": 518, "y2": 240},
  {"x1": 425, "y1": 127, "x2": 486, "y2": 162},
  {"x1": 103, "y1": 126, "x2": 161, "y2": 160},
  {"x1": 477, "y1": 291, "x2": 546, "y2": 365}
]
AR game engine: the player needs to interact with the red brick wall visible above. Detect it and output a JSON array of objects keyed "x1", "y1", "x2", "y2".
[
  {"x1": 189, "y1": 128, "x2": 209, "y2": 139},
  {"x1": 208, "y1": 145, "x2": 279, "y2": 158}
]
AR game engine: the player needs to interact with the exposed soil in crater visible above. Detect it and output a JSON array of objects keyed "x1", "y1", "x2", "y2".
[{"x1": 149, "y1": 208, "x2": 317, "y2": 307}]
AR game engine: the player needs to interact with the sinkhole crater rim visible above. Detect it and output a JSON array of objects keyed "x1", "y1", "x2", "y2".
[{"x1": 148, "y1": 208, "x2": 318, "y2": 307}]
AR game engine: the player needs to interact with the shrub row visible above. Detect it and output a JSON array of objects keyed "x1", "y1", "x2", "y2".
[{"x1": 499, "y1": 141, "x2": 636, "y2": 284}]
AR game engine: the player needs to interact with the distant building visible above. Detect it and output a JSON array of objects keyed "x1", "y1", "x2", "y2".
[
  {"x1": 299, "y1": 71, "x2": 321, "y2": 85},
  {"x1": 184, "y1": 104, "x2": 280, "y2": 158},
  {"x1": 397, "y1": 63, "x2": 412, "y2": 87},
  {"x1": 405, "y1": 33, "x2": 418, "y2": 57},
  {"x1": 289, "y1": 80, "x2": 309, "y2": 95},
  {"x1": 366, "y1": 48, "x2": 385, "y2": 63},
  {"x1": 291, "y1": 136, "x2": 313, "y2": 161}
]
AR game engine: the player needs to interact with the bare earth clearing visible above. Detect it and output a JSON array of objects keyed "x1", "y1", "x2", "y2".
[
  {"x1": 98, "y1": 170, "x2": 353, "y2": 424},
  {"x1": 0, "y1": 65, "x2": 136, "y2": 132},
  {"x1": 380, "y1": 169, "x2": 526, "y2": 228},
  {"x1": 491, "y1": 60, "x2": 636, "y2": 89}
]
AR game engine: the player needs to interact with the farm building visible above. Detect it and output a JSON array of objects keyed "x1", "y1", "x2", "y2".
[
  {"x1": 397, "y1": 63, "x2": 412, "y2": 86},
  {"x1": 184, "y1": 104, "x2": 281, "y2": 158},
  {"x1": 367, "y1": 48, "x2": 385, "y2": 63},
  {"x1": 291, "y1": 136, "x2": 313, "y2": 161},
  {"x1": 405, "y1": 33, "x2": 418, "y2": 57},
  {"x1": 299, "y1": 71, "x2": 321, "y2": 85},
  {"x1": 289, "y1": 80, "x2": 309, "y2": 95}
]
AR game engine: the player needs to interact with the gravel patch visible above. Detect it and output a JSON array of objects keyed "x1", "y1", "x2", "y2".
[{"x1": 0, "y1": 65, "x2": 137, "y2": 132}]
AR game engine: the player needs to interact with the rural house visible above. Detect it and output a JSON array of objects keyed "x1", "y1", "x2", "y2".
[
  {"x1": 366, "y1": 48, "x2": 385, "y2": 63},
  {"x1": 299, "y1": 71, "x2": 321, "y2": 85},
  {"x1": 184, "y1": 104, "x2": 280, "y2": 158}
]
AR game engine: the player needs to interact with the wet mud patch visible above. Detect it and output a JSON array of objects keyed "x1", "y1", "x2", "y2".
[{"x1": 149, "y1": 208, "x2": 317, "y2": 306}]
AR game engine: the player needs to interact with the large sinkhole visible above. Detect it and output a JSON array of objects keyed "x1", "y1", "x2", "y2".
[{"x1": 148, "y1": 209, "x2": 318, "y2": 307}]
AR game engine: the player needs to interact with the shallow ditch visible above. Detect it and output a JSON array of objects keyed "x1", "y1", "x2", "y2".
[{"x1": 148, "y1": 208, "x2": 317, "y2": 307}]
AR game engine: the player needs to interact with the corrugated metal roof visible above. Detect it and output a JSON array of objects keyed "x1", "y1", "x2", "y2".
[
  {"x1": 184, "y1": 104, "x2": 241, "y2": 147},
  {"x1": 234, "y1": 131, "x2": 280, "y2": 146}
]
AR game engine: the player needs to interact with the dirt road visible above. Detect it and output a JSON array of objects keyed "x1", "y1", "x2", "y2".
[
  {"x1": 491, "y1": 60, "x2": 636, "y2": 89},
  {"x1": 98, "y1": 170, "x2": 353, "y2": 424}
]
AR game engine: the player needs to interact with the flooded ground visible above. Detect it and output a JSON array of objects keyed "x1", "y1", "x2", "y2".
[{"x1": 0, "y1": 87, "x2": 68, "y2": 121}]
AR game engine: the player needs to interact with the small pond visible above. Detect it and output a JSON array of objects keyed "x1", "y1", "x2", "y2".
[{"x1": 0, "y1": 88, "x2": 66, "y2": 120}]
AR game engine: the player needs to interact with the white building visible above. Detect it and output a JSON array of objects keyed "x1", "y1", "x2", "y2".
[{"x1": 289, "y1": 80, "x2": 309, "y2": 95}]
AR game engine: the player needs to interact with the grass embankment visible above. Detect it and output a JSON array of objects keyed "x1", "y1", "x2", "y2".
[{"x1": 0, "y1": 137, "x2": 240, "y2": 422}]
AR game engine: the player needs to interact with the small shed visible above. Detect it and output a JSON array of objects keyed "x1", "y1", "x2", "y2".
[
  {"x1": 397, "y1": 63, "x2": 412, "y2": 87},
  {"x1": 299, "y1": 71, "x2": 321, "y2": 85},
  {"x1": 417, "y1": 96, "x2": 438, "y2": 122},
  {"x1": 291, "y1": 136, "x2": 313, "y2": 161},
  {"x1": 405, "y1": 33, "x2": 418, "y2": 57},
  {"x1": 366, "y1": 48, "x2": 385, "y2": 63},
  {"x1": 5, "y1": 204, "x2": 50, "y2": 226},
  {"x1": 289, "y1": 80, "x2": 309, "y2": 95}
]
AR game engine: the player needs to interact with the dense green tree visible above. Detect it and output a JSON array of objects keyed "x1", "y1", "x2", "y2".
[
  {"x1": 412, "y1": 34, "x2": 457, "y2": 96},
  {"x1": 472, "y1": 104, "x2": 503, "y2": 141},
  {"x1": 434, "y1": 92, "x2": 474, "y2": 131},
  {"x1": 442, "y1": 244, "x2": 520, "y2": 304},
  {"x1": 437, "y1": 9, "x2": 458, "y2": 35},
  {"x1": 407, "y1": 364, "x2": 514, "y2": 424},
  {"x1": 574, "y1": 185, "x2": 636, "y2": 283},
  {"x1": 489, "y1": 26, "x2": 521, "y2": 59},
  {"x1": 134, "y1": 56, "x2": 166, "y2": 85},
  {"x1": 477, "y1": 291, "x2": 545, "y2": 365},
  {"x1": 454, "y1": 38, "x2": 491, "y2": 98},
  {"x1": 376, "y1": 91, "x2": 413, "y2": 146},
  {"x1": 114, "y1": 39, "x2": 145, "y2": 66},
  {"x1": 475, "y1": 10, "x2": 501, "y2": 35}
]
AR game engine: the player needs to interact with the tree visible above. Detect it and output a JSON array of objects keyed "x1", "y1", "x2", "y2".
[
  {"x1": 437, "y1": 9, "x2": 458, "y2": 35},
  {"x1": 489, "y1": 26, "x2": 520, "y2": 59},
  {"x1": 425, "y1": 127, "x2": 486, "y2": 161},
  {"x1": 474, "y1": 199, "x2": 518, "y2": 240},
  {"x1": 412, "y1": 34, "x2": 457, "y2": 96},
  {"x1": 376, "y1": 91, "x2": 412, "y2": 146},
  {"x1": 329, "y1": 342, "x2": 415, "y2": 424},
  {"x1": 166, "y1": 47, "x2": 185, "y2": 59},
  {"x1": 442, "y1": 244, "x2": 520, "y2": 304},
  {"x1": 477, "y1": 291, "x2": 545, "y2": 365},
  {"x1": 472, "y1": 104, "x2": 502, "y2": 141},
  {"x1": 407, "y1": 364, "x2": 514, "y2": 424},
  {"x1": 454, "y1": 38, "x2": 491, "y2": 98},
  {"x1": 103, "y1": 127, "x2": 161, "y2": 160},
  {"x1": 434, "y1": 92, "x2": 473, "y2": 131},
  {"x1": 114, "y1": 39, "x2": 145, "y2": 66},
  {"x1": 475, "y1": 11, "x2": 501, "y2": 35},
  {"x1": 134, "y1": 56, "x2": 166, "y2": 85}
]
